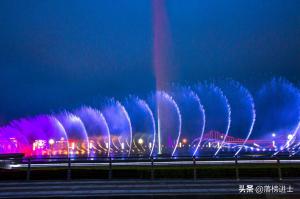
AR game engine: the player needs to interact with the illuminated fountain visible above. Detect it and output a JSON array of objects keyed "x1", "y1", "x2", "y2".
[
  {"x1": 253, "y1": 78, "x2": 300, "y2": 156},
  {"x1": 56, "y1": 113, "x2": 89, "y2": 158},
  {"x1": 170, "y1": 86, "x2": 205, "y2": 157},
  {"x1": 123, "y1": 96, "x2": 156, "y2": 156},
  {"x1": 101, "y1": 99, "x2": 132, "y2": 157},
  {"x1": 74, "y1": 107, "x2": 110, "y2": 157},
  {"x1": 0, "y1": 126, "x2": 29, "y2": 155},
  {"x1": 193, "y1": 83, "x2": 231, "y2": 157},
  {"x1": 148, "y1": 91, "x2": 182, "y2": 156},
  {"x1": 1, "y1": 115, "x2": 69, "y2": 157},
  {"x1": 217, "y1": 80, "x2": 256, "y2": 156},
  {"x1": 0, "y1": 79, "x2": 300, "y2": 158}
]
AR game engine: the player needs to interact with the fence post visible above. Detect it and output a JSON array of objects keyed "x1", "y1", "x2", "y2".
[
  {"x1": 193, "y1": 156, "x2": 197, "y2": 180},
  {"x1": 67, "y1": 157, "x2": 71, "y2": 180},
  {"x1": 277, "y1": 158, "x2": 282, "y2": 181},
  {"x1": 235, "y1": 156, "x2": 239, "y2": 181},
  {"x1": 108, "y1": 156, "x2": 112, "y2": 180},
  {"x1": 151, "y1": 156, "x2": 154, "y2": 180},
  {"x1": 26, "y1": 158, "x2": 31, "y2": 181}
]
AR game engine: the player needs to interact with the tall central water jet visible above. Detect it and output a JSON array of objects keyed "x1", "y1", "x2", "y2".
[
  {"x1": 148, "y1": 91, "x2": 182, "y2": 156},
  {"x1": 152, "y1": 0, "x2": 173, "y2": 90}
]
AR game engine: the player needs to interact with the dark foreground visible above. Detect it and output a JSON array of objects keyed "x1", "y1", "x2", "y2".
[
  {"x1": 2, "y1": 156, "x2": 300, "y2": 198},
  {"x1": 0, "y1": 179, "x2": 300, "y2": 198}
]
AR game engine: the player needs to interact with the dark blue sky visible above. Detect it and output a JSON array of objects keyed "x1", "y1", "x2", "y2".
[{"x1": 0, "y1": 0, "x2": 300, "y2": 122}]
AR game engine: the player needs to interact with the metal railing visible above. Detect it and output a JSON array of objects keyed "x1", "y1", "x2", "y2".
[{"x1": 1, "y1": 155, "x2": 298, "y2": 181}]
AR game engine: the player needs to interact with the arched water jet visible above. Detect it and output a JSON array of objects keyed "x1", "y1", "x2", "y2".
[
  {"x1": 148, "y1": 91, "x2": 182, "y2": 156},
  {"x1": 288, "y1": 122, "x2": 300, "y2": 157},
  {"x1": 170, "y1": 85, "x2": 205, "y2": 157},
  {"x1": 123, "y1": 96, "x2": 156, "y2": 157},
  {"x1": 74, "y1": 106, "x2": 111, "y2": 157},
  {"x1": 217, "y1": 80, "x2": 256, "y2": 157},
  {"x1": 101, "y1": 99, "x2": 132, "y2": 157},
  {"x1": 193, "y1": 83, "x2": 231, "y2": 157},
  {"x1": 57, "y1": 113, "x2": 89, "y2": 158},
  {"x1": 7, "y1": 115, "x2": 69, "y2": 157},
  {"x1": 0, "y1": 125, "x2": 30, "y2": 155},
  {"x1": 254, "y1": 78, "x2": 300, "y2": 156},
  {"x1": 213, "y1": 87, "x2": 231, "y2": 156}
]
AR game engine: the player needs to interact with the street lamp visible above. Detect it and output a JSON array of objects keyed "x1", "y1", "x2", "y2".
[
  {"x1": 138, "y1": 138, "x2": 144, "y2": 145},
  {"x1": 49, "y1": 139, "x2": 55, "y2": 158}
]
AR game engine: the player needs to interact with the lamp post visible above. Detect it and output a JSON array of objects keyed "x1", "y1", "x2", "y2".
[{"x1": 49, "y1": 139, "x2": 55, "y2": 158}]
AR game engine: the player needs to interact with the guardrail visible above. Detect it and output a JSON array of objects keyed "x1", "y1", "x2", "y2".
[{"x1": 0, "y1": 155, "x2": 298, "y2": 181}]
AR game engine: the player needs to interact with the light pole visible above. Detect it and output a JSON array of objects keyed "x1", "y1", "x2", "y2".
[{"x1": 49, "y1": 139, "x2": 55, "y2": 158}]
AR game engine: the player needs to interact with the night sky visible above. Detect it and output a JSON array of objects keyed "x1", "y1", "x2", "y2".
[{"x1": 0, "y1": 0, "x2": 300, "y2": 123}]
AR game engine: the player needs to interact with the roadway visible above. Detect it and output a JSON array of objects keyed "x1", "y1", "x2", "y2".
[{"x1": 0, "y1": 179, "x2": 300, "y2": 198}]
